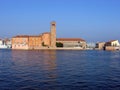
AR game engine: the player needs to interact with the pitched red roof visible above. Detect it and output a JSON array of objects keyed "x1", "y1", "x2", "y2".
[
  {"x1": 57, "y1": 38, "x2": 85, "y2": 41},
  {"x1": 108, "y1": 40, "x2": 117, "y2": 42},
  {"x1": 106, "y1": 40, "x2": 118, "y2": 44},
  {"x1": 29, "y1": 35, "x2": 41, "y2": 37},
  {"x1": 13, "y1": 35, "x2": 42, "y2": 38},
  {"x1": 13, "y1": 35, "x2": 29, "y2": 38}
]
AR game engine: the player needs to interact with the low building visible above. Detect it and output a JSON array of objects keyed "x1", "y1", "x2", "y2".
[
  {"x1": 28, "y1": 35, "x2": 42, "y2": 49},
  {"x1": 0, "y1": 39, "x2": 8, "y2": 49},
  {"x1": 42, "y1": 32, "x2": 51, "y2": 47},
  {"x1": 12, "y1": 35, "x2": 29, "y2": 49},
  {"x1": 96, "y1": 42, "x2": 105, "y2": 50},
  {"x1": 12, "y1": 21, "x2": 56, "y2": 50},
  {"x1": 4, "y1": 38, "x2": 12, "y2": 48},
  {"x1": 105, "y1": 40, "x2": 120, "y2": 46},
  {"x1": 11, "y1": 22, "x2": 86, "y2": 50},
  {"x1": 105, "y1": 40, "x2": 120, "y2": 50},
  {"x1": 56, "y1": 38, "x2": 86, "y2": 49},
  {"x1": 87, "y1": 42, "x2": 96, "y2": 50},
  {"x1": 0, "y1": 39, "x2": 3, "y2": 45}
]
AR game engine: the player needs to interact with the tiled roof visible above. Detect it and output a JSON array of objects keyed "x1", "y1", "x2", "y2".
[
  {"x1": 13, "y1": 35, "x2": 29, "y2": 38},
  {"x1": 57, "y1": 38, "x2": 85, "y2": 41},
  {"x1": 106, "y1": 40, "x2": 118, "y2": 43},
  {"x1": 29, "y1": 35, "x2": 41, "y2": 37},
  {"x1": 108, "y1": 40, "x2": 117, "y2": 42},
  {"x1": 13, "y1": 35, "x2": 42, "y2": 38}
]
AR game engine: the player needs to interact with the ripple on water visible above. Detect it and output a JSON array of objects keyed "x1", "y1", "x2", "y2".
[{"x1": 0, "y1": 50, "x2": 120, "y2": 90}]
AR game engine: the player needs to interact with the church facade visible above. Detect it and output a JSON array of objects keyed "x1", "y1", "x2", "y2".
[
  {"x1": 12, "y1": 21, "x2": 86, "y2": 50},
  {"x1": 12, "y1": 21, "x2": 56, "y2": 49}
]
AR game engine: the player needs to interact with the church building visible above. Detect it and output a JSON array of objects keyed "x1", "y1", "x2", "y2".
[{"x1": 12, "y1": 21, "x2": 56, "y2": 49}]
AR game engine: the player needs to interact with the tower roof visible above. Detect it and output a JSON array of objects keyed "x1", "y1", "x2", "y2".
[{"x1": 51, "y1": 21, "x2": 56, "y2": 24}]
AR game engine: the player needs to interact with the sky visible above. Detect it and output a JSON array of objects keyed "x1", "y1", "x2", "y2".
[{"x1": 0, "y1": 0, "x2": 120, "y2": 42}]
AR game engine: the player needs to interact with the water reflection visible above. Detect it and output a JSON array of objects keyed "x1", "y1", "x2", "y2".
[
  {"x1": 42, "y1": 50, "x2": 56, "y2": 70},
  {"x1": 0, "y1": 50, "x2": 120, "y2": 89},
  {"x1": 11, "y1": 50, "x2": 57, "y2": 89}
]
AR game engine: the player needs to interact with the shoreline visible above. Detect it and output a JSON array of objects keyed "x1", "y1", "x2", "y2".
[
  {"x1": 1, "y1": 47, "x2": 120, "y2": 51},
  {"x1": 11, "y1": 47, "x2": 86, "y2": 50}
]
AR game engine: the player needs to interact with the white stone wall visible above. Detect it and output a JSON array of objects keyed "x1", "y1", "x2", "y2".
[
  {"x1": 111, "y1": 40, "x2": 120, "y2": 46},
  {"x1": 57, "y1": 41, "x2": 86, "y2": 49},
  {"x1": 0, "y1": 40, "x2": 3, "y2": 45}
]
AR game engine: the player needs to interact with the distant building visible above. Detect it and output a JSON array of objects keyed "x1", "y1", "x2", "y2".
[
  {"x1": 0, "y1": 39, "x2": 8, "y2": 49},
  {"x1": 12, "y1": 21, "x2": 86, "y2": 50},
  {"x1": 12, "y1": 35, "x2": 29, "y2": 49},
  {"x1": 28, "y1": 35, "x2": 42, "y2": 49},
  {"x1": 96, "y1": 42, "x2": 105, "y2": 50},
  {"x1": 4, "y1": 38, "x2": 12, "y2": 48},
  {"x1": 105, "y1": 40, "x2": 120, "y2": 50},
  {"x1": 56, "y1": 38, "x2": 86, "y2": 49},
  {"x1": 42, "y1": 32, "x2": 51, "y2": 47},
  {"x1": 50, "y1": 21, "x2": 56, "y2": 48},
  {"x1": 12, "y1": 21, "x2": 56, "y2": 49},
  {"x1": 105, "y1": 40, "x2": 120, "y2": 47},
  {"x1": 0, "y1": 39, "x2": 3, "y2": 45},
  {"x1": 95, "y1": 40, "x2": 120, "y2": 51},
  {"x1": 87, "y1": 42, "x2": 96, "y2": 49}
]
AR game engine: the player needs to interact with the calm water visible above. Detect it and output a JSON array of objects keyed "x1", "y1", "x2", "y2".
[{"x1": 0, "y1": 50, "x2": 120, "y2": 90}]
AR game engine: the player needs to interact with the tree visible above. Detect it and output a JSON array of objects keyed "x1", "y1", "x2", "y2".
[
  {"x1": 56, "y1": 42, "x2": 63, "y2": 47},
  {"x1": 42, "y1": 42, "x2": 47, "y2": 47}
]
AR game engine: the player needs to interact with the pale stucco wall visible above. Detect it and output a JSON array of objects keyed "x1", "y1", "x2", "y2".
[
  {"x1": 42, "y1": 33, "x2": 50, "y2": 47},
  {"x1": 111, "y1": 40, "x2": 120, "y2": 46},
  {"x1": 12, "y1": 37, "x2": 29, "y2": 49}
]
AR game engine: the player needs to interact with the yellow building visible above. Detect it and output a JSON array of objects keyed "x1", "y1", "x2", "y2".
[
  {"x1": 12, "y1": 21, "x2": 56, "y2": 49},
  {"x1": 50, "y1": 21, "x2": 56, "y2": 48},
  {"x1": 105, "y1": 40, "x2": 120, "y2": 46},
  {"x1": 96, "y1": 42, "x2": 105, "y2": 50},
  {"x1": 12, "y1": 35, "x2": 29, "y2": 49},
  {"x1": 105, "y1": 40, "x2": 120, "y2": 50},
  {"x1": 42, "y1": 32, "x2": 51, "y2": 47},
  {"x1": 28, "y1": 35, "x2": 42, "y2": 49},
  {"x1": 12, "y1": 21, "x2": 86, "y2": 50}
]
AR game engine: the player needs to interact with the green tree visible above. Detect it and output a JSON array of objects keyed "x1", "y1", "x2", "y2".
[
  {"x1": 56, "y1": 42, "x2": 63, "y2": 47},
  {"x1": 42, "y1": 42, "x2": 47, "y2": 47}
]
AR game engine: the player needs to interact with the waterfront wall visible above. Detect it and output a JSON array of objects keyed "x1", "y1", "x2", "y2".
[
  {"x1": 12, "y1": 37, "x2": 29, "y2": 49},
  {"x1": 28, "y1": 36, "x2": 42, "y2": 49},
  {"x1": 105, "y1": 46, "x2": 120, "y2": 51}
]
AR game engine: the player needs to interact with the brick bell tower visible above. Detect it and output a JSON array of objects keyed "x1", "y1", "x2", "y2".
[{"x1": 50, "y1": 21, "x2": 56, "y2": 48}]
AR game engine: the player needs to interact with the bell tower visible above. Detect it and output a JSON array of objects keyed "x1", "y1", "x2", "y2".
[{"x1": 50, "y1": 21, "x2": 56, "y2": 48}]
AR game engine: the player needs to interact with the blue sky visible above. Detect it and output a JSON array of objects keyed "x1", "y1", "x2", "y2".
[{"x1": 0, "y1": 0, "x2": 120, "y2": 42}]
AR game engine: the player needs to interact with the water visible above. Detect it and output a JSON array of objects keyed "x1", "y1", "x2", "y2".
[{"x1": 0, "y1": 50, "x2": 120, "y2": 90}]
